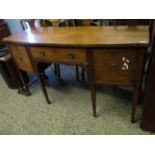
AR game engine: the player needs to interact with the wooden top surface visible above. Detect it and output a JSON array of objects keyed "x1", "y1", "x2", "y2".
[{"x1": 3, "y1": 26, "x2": 149, "y2": 48}]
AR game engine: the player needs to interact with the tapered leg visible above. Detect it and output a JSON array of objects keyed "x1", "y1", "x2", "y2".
[
  {"x1": 131, "y1": 86, "x2": 139, "y2": 123},
  {"x1": 34, "y1": 63, "x2": 50, "y2": 104},
  {"x1": 90, "y1": 84, "x2": 97, "y2": 117},
  {"x1": 37, "y1": 73, "x2": 51, "y2": 104},
  {"x1": 86, "y1": 50, "x2": 97, "y2": 117},
  {"x1": 76, "y1": 66, "x2": 79, "y2": 80}
]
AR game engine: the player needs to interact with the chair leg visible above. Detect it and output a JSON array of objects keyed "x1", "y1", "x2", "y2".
[
  {"x1": 76, "y1": 66, "x2": 79, "y2": 80},
  {"x1": 131, "y1": 85, "x2": 140, "y2": 123},
  {"x1": 54, "y1": 63, "x2": 61, "y2": 79},
  {"x1": 56, "y1": 64, "x2": 61, "y2": 79},
  {"x1": 54, "y1": 63, "x2": 57, "y2": 75},
  {"x1": 82, "y1": 67, "x2": 85, "y2": 81},
  {"x1": 16, "y1": 69, "x2": 31, "y2": 96}
]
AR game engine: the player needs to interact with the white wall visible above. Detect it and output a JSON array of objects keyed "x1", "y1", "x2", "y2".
[{"x1": 4, "y1": 19, "x2": 23, "y2": 34}]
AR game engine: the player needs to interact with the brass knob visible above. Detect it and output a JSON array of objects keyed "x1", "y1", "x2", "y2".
[
  {"x1": 40, "y1": 51, "x2": 45, "y2": 57},
  {"x1": 111, "y1": 63, "x2": 118, "y2": 71},
  {"x1": 68, "y1": 53, "x2": 74, "y2": 59}
]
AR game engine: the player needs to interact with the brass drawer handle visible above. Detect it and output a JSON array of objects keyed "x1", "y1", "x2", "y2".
[
  {"x1": 68, "y1": 53, "x2": 74, "y2": 59},
  {"x1": 40, "y1": 51, "x2": 45, "y2": 57},
  {"x1": 111, "y1": 63, "x2": 118, "y2": 71}
]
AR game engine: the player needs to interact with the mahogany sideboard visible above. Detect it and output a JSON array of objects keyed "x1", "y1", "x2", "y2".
[{"x1": 3, "y1": 26, "x2": 149, "y2": 122}]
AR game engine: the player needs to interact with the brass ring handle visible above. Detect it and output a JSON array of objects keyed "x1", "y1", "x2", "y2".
[
  {"x1": 111, "y1": 63, "x2": 118, "y2": 71},
  {"x1": 40, "y1": 51, "x2": 45, "y2": 57},
  {"x1": 68, "y1": 53, "x2": 74, "y2": 59}
]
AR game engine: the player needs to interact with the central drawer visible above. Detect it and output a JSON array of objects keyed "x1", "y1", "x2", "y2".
[{"x1": 30, "y1": 47, "x2": 87, "y2": 64}]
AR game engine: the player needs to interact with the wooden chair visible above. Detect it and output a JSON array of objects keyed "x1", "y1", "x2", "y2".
[{"x1": 43, "y1": 19, "x2": 60, "y2": 27}]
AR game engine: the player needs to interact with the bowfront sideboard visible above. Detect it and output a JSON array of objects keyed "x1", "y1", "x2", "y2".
[{"x1": 3, "y1": 26, "x2": 149, "y2": 122}]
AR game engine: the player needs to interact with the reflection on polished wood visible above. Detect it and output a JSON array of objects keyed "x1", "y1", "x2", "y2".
[
  {"x1": 3, "y1": 26, "x2": 149, "y2": 47},
  {"x1": 3, "y1": 26, "x2": 149, "y2": 122}
]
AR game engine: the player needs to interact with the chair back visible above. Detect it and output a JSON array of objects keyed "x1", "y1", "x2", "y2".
[
  {"x1": 59, "y1": 19, "x2": 76, "y2": 27},
  {"x1": 20, "y1": 19, "x2": 43, "y2": 30},
  {"x1": 42, "y1": 19, "x2": 75, "y2": 27},
  {"x1": 43, "y1": 19, "x2": 59, "y2": 27},
  {"x1": 74, "y1": 19, "x2": 92, "y2": 26}
]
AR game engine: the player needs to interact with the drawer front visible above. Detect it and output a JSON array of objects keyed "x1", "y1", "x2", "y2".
[
  {"x1": 93, "y1": 49, "x2": 145, "y2": 85},
  {"x1": 30, "y1": 47, "x2": 87, "y2": 64},
  {"x1": 9, "y1": 45, "x2": 34, "y2": 73}
]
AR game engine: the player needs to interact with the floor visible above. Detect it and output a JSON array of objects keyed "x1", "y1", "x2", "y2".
[{"x1": 0, "y1": 65, "x2": 153, "y2": 134}]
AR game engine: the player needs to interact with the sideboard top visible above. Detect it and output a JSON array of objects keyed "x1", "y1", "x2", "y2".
[{"x1": 3, "y1": 26, "x2": 149, "y2": 48}]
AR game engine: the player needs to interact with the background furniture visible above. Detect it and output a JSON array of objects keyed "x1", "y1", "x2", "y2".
[
  {"x1": 140, "y1": 20, "x2": 155, "y2": 132},
  {"x1": 113, "y1": 19, "x2": 149, "y2": 26},
  {"x1": 0, "y1": 21, "x2": 29, "y2": 94},
  {"x1": 140, "y1": 42, "x2": 155, "y2": 132},
  {"x1": 0, "y1": 52, "x2": 30, "y2": 94},
  {"x1": 0, "y1": 23, "x2": 10, "y2": 46}
]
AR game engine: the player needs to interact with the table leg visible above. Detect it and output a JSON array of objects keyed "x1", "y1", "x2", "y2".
[
  {"x1": 131, "y1": 53, "x2": 144, "y2": 123},
  {"x1": 90, "y1": 84, "x2": 97, "y2": 117},
  {"x1": 38, "y1": 74, "x2": 51, "y2": 104},
  {"x1": 87, "y1": 50, "x2": 97, "y2": 117},
  {"x1": 131, "y1": 85, "x2": 140, "y2": 123},
  {"x1": 35, "y1": 63, "x2": 51, "y2": 104}
]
